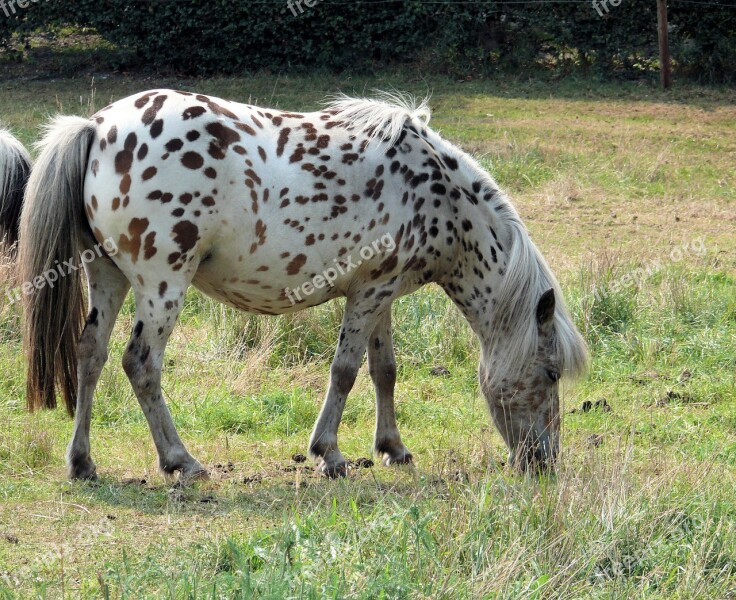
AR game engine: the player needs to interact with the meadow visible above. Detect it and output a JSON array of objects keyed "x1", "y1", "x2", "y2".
[{"x1": 0, "y1": 73, "x2": 734, "y2": 599}]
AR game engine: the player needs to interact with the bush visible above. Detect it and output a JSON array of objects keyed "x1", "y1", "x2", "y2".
[{"x1": 2, "y1": 0, "x2": 734, "y2": 82}]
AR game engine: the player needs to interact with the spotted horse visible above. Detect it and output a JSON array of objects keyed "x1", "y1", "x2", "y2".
[{"x1": 19, "y1": 90, "x2": 588, "y2": 482}]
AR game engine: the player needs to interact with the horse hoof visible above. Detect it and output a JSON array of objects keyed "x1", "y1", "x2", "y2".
[
  {"x1": 178, "y1": 467, "x2": 210, "y2": 485},
  {"x1": 68, "y1": 460, "x2": 98, "y2": 481},
  {"x1": 318, "y1": 461, "x2": 348, "y2": 479},
  {"x1": 382, "y1": 451, "x2": 414, "y2": 467}
]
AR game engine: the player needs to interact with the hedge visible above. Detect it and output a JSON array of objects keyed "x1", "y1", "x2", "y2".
[{"x1": 1, "y1": 1, "x2": 734, "y2": 83}]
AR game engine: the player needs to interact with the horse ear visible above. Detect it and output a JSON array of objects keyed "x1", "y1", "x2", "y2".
[{"x1": 536, "y1": 288, "x2": 555, "y2": 327}]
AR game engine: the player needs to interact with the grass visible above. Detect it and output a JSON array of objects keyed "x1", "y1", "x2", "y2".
[{"x1": 0, "y1": 72, "x2": 734, "y2": 599}]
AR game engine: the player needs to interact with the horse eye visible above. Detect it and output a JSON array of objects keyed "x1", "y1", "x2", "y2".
[{"x1": 545, "y1": 369, "x2": 560, "y2": 382}]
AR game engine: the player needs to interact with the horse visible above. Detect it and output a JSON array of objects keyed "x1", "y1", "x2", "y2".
[
  {"x1": 18, "y1": 90, "x2": 588, "y2": 482},
  {"x1": 0, "y1": 127, "x2": 32, "y2": 249}
]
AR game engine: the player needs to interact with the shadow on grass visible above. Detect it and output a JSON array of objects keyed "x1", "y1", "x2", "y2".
[{"x1": 73, "y1": 463, "x2": 426, "y2": 517}]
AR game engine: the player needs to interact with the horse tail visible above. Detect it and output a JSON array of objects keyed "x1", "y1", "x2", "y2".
[
  {"x1": 18, "y1": 116, "x2": 97, "y2": 414},
  {"x1": 0, "y1": 128, "x2": 32, "y2": 249}
]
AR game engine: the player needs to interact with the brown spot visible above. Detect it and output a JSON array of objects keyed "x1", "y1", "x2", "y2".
[
  {"x1": 204, "y1": 167, "x2": 217, "y2": 179},
  {"x1": 124, "y1": 132, "x2": 137, "y2": 152},
  {"x1": 143, "y1": 232, "x2": 157, "y2": 259},
  {"x1": 90, "y1": 195, "x2": 98, "y2": 211},
  {"x1": 235, "y1": 122, "x2": 257, "y2": 136},
  {"x1": 181, "y1": 152, "x2": 204, "y2": 169},
  {"x1": 277, "y1": 128, "x2": 291, "y2": 157},
  {"x1": 93, "y1": 227, "x2": 105, "y2": 245},
  {"x1": 255, "y1": 219, "x2": 266, "y2": 245},
  {"x1": 179, "y1": 193, "x2": 193, "y2": 205},
  {"x1": 137, "y1": 143, "x2": 148, "y2": 160},
  {"x1": 258, "y1": 146, "x2": 267, "y2": 161},
  {"x1": 183, "y1": 106, "x2": 206, "y2": 120},
  {"x1": 316, "y1": 135, "x2": 330, "y2": 149},
  {"x1": 119, "y1": 174, "x2": 131, "y2": 195},
  {"x1": 91, "y1": 159, "x2": 99, "y2": 176},
  {"x1": 202, "y1": 196, "x2": 216, "y2": 207},
  {"x1": 204, "y1": 99, "x2": 239, "y2": 120},
  {"x1": 158, "y1": 281, "x2": 168, "y2": 297},
  {"x1": 171, "y1": 220, "x2": 199, "y2": 254},
  {"x1": 165, "y1": 138, "x2": 184, "y2": 152},
  {"x1": 142, "y1": 166, "x2": 157, "y2": 181},
  {"x1": 116, "y1": 217, "x2": 149, "y2": 263},
  {"x1": 286, "y1": 253, "x2": 307, "y2": 275},
  {"x1": 150, "y1": 119, "x2": 164, "y2": 139},
  {"x1": 134, "y1": 92, "x2": 156, "y2": 109},
  {"x1": 206, "y1": 121, "x2": 241, "y2": 155},
  {"x1": 107, "y1": 126, "x2": 118, "y2": 144},
  {"x1": 114, "y1": 150, "x2": 133, "y2": 175},
  {"x1": 142, "y1": 94, "x2": 167, "y2": 126},
  {"x1": 289, "y1": 147, "x2": 306, "y2": 163},
  {"x1": 244, "y1": 169, "x2": 261, "y2": 186}
]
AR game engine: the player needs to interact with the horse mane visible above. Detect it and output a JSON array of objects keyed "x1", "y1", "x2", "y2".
[
  {"x1": 486, "y1": 191, "x2": 589, "y2": 387},
  {"x1": 324, "y1": 91, "x2": 431, "y2": 148}
]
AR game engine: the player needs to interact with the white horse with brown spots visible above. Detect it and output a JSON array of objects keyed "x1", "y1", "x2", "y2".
[{"x1": 18, "y1": 90, "x2": 587, "y2": 482}]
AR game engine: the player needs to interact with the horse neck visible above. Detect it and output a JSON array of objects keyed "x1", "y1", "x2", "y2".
[{"x1": 437, "y1": 163, "x2": 514, "y2": 352}]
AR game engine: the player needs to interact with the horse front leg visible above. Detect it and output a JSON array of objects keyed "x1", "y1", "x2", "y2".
[
  {"x1": 309, "y1": 293, "x2": 394, "y2": 477},
  {"x1": 368, "y1": 309, "x2": 413, "y2": 466}
]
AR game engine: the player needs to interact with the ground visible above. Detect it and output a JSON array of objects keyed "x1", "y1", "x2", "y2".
[{"x1": 0, "y1": 72, "x2": 734, "y2": 599}]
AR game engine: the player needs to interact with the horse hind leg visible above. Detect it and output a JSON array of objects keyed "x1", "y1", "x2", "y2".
[
  {"x1": 122, "y1": 279, "x2": 207, "y2": 483},
  {"x1": 67, "y1": 254, "x2": 130, "y2": 480},
  {"x1": 368, "y1": 310, "x2": 413, "y2": 466}
]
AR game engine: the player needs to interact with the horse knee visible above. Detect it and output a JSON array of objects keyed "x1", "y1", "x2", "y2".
[
  {"x1": 369, "y1": 360, "x2": 396, "y2": 388},
  {"x1": 330, "y1": 362, "x2": 359, "y2": 397},
  {"x1": 122, "y1": 333, "x2": 152, "y2": 389},
  {"x1": 78, "y1": 323, "x2": 108, "y2": 378}
]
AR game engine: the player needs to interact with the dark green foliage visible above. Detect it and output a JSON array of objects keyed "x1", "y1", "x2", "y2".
[{"x1": 2, "y1": 1, "x2": 735, "y2": 82}]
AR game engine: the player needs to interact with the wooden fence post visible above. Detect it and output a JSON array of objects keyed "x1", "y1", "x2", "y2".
[{"x1": 657, "y1": 0, "x2": 672, "y2": 89}]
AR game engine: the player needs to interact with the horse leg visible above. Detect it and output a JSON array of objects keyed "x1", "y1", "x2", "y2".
[
  {"x1": 309, "y1": 295, "x2": 393, "y2": 477},
  {"x1": 122, "y1": 282, "x2": 206, "y2": 482},
  {"x1": 368, "y1": 310, "x2": 413, "y2": 466},
  {"x1": 67, "y1": 255, "x2": 130, "y2": 480}
]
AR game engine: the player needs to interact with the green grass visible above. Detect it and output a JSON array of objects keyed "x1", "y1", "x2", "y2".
[{"x1": 0, "y1": 73, "x2": 734, "y2": 599}]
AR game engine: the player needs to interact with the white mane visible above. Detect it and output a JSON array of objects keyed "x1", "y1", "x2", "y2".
[
  {"x1": 487, "y1": 196, "x2": 589, "y2": 387},
  {"x1": 324, "y1": 91, "x2": 431, "y2": 148}
]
